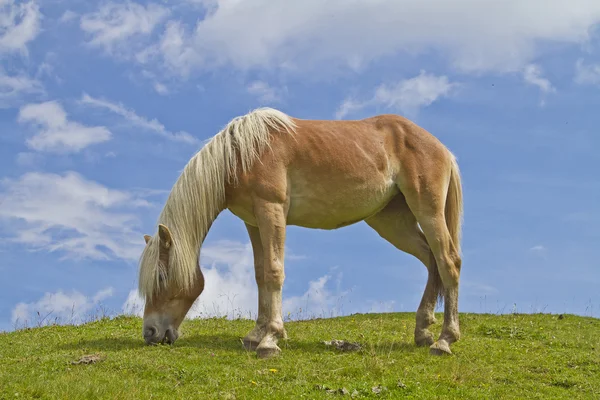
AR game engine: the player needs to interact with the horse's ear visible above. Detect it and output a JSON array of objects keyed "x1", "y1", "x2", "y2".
[
  {"x1": 158, "y1": 224, "x2": 173, "y2": 249},
  {"x1": 144, "y1": 234, "x2": 152, "y2": 244}
]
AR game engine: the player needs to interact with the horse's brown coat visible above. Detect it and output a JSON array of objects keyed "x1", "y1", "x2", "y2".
[{"x1": 138, "y1": 109, "x2": 463, "y2": 357}]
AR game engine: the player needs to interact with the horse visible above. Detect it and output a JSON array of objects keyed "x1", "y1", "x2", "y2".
[{"x1": 138, "y1": 107, "x2": 463, "y2": 358}]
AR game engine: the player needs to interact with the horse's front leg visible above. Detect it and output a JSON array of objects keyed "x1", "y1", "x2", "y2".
[
  {"x1": 253, "y1": 200, "x2": 287, "y2": 359},
  {"x1": 242, "y1": 223, "x2": 269, "y2": 351}
]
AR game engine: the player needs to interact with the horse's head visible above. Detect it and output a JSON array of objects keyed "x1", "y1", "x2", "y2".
[{"x1": 138, "y1": 224, "x2": 204, "y2": 345}]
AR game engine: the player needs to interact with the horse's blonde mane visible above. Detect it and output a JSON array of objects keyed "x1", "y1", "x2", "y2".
[{"x1": 138, "y1": 107, "x2": 296, "y2": 300}]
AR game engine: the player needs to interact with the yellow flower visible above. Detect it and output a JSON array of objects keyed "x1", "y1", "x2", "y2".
[
  {"x1": 251, "y1": 381, "x2": 257, "y2": 385},
  {"x1": 269, "y1": 369, "x2": 277, "y2": 373}
]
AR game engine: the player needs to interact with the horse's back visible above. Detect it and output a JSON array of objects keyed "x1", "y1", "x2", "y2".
[
  {"x1": 278, "y1": 116, "x2": 400, "y2": 228},
  {"x1": 226, "y1": 113, "x2": 452, "y2": 230}
]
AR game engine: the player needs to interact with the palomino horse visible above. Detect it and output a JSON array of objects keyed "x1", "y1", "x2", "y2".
[{"x1": 138, "y1": 107, "x2": 463, "y2": 358}]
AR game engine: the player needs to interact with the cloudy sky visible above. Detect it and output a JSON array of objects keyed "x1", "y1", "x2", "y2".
[{"x1": 1, "y1": 0, "x2": 599, "y2": 331}]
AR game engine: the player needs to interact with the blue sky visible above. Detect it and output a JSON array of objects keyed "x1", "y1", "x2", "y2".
[{"x1": 1, "y1": 0, "x2": 600, "y2": 331}]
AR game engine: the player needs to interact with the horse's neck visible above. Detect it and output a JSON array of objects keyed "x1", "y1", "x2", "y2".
[
  {"x1": 159, "y1": 180, "x2": 224, "y2": 257},
  {"x1": 158, "y1": 138, "x2": 231, "y2": 263}
]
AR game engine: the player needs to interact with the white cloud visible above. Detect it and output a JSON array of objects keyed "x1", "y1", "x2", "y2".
[
  {"x1": 122, "y1": 240, "x2": 345, "y2": 321},
  {"x1": 92, "y1": 287, "x2": 115, "y2": 303},
  {"x1": 574, "y1": 59, "x2": 600, "y2": 85},
  {"x1": 283, "y1": 273, "x2": 350, "y2": 320},
  {"x1": 59, "y1": 10, "x2": 78, "y2": 24},
  {"x1": 336, "y1": 71, "x2": 457, "y2": 119},
  {"x1": 122, "y1": 289, "x2": 145, "y2": 316},
  {"x1": 246, "y1": 81, "x2": 284, "y2": 104},
  {"x1": 188, "y1": 240, "x2": 311, "y2": 319},
  {"x1": 35, "y1": 62, "x2": 53, "y2": 79},
  {"x1": 528, "y1": 245, "x2": 548, "y2": 260},
  {"x1": 11, "y1": 287, "x2": 114, "y2": 328},
  {"x1": 524, "y1": 64, "x2": 554, "y2": 93},
  {"x1": 131, "y1": 69, "x2": 171, "y2": 95},
  {"x1": 523, "y1": 64, "x2": 555, "y2": 105},
  {"x1": 334, "y1": 98, "x2": 365, "y2": 120},
  {"x1": 0, "y1": 0, "x2": 41, "y2": 55},
  {"x1": 140, "y1": 0, "x2": 600, "y2": 78},
  {"x1": 149, "y1": 20, "x2": 199, "y2": 77},
  {"x1": 0, "y1": 171, "x2": 151, "y2": 261},
  {"x1": 18, "y1": 101, "x2": 112, "y2": 153},
  {"x1": 0, "y1": 68, "x2": 44, "y2": 108},
  {"x1": 80, "y1": 1, "x2": 169, "y2": 56},
  {"x1": 530, "y1": 245, "x2": 546, "y2": 252},
  {"x1": 153, "y1": 82, "x2": 168, "y2": 95},
  {"x1": 80, "y1": 93, "x2": 198, "y2": 144},
  {"x1": 189, "y1": 240, "x2": 258, "y2": 319},
  {"x1": 373, "y1": 71, "x2": 457, "y2": 115}
]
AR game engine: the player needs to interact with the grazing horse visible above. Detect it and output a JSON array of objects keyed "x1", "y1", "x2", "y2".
[{"x1": 138, "y1": 107, "x2": 463, "y2": 358}]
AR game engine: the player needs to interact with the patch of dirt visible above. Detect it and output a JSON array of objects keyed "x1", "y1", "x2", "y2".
[
  {"x1": 70, "y1": 353, "x2": 105, "y2": 365},
  {"x1": 323, "y1": 339, "x2": 362, "y2": 352},
  {"x1": 372, "y1": 385, "x2": 386, "y2": 394},
  {"x1": 314, "y1": 385, "x2": 351, "y2": 395}
]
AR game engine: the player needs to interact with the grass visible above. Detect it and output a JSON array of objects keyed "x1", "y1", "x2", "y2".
[{"x1": 1, "y1": 312, "x2": 599, "y2": 399}]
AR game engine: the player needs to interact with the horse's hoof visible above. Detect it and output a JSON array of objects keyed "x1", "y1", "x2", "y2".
[
  {"x1": 415, "y1": 330, "x2": 435, "y2": 347},
  {"x1": 429, "y1": 341, "x2": 452, "y2": 356},
  {"x1": 256, "y1": 345, "x2": 281, "y2": 359},
  {"x1": 242, "y1": 338, "x2": 260, "y2": 351}
]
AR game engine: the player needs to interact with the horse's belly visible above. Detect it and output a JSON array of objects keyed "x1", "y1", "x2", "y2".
[{"x1": 286, "y1": 176, "x2": 398, "y2": 229}]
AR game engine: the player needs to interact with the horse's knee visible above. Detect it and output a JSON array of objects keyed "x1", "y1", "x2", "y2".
[{"x1": 264, "y1": 260, "x2": 285, "y2": 290}]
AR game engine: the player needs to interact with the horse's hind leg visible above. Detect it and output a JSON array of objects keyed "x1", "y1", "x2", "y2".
[
  {"x1": 365, "y1": 193, "x2": 440, "y2": 347},
  {"x1": 398, "y1": 155, "x2": 462, "y2": 356},
  {"x1": 414, "y1": 212, "x2": 461, "y2": 356}
]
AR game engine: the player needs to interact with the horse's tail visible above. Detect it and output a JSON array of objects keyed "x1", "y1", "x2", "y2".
[{"x1": 445, "y1": 154, "x2": 463, "y2": 257}]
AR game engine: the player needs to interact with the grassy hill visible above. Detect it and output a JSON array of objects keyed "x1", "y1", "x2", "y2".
[{"x1": 1, "y1": 312, "x2": 599, "y2": 399}]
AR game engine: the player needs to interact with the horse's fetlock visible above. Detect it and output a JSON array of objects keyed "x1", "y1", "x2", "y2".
[{"x1": 266, "y1": 320, "x2": 285, "y2": 337}]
